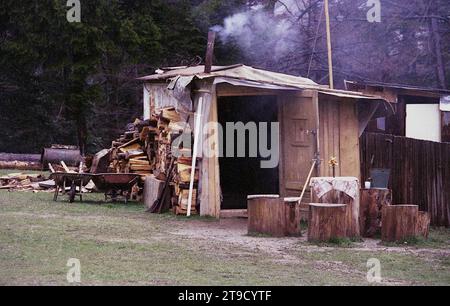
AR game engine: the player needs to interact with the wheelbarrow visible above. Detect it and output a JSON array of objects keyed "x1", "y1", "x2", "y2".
[
  {"x1": 50, "y1": 173, "x2": 94, "y2": 203},
  {"x1": 91, "y1": 173, "x2": 140, "y2": 204}
]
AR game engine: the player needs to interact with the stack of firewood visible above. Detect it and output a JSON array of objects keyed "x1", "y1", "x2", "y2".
[
  {"x1": 109, "y1": 118, "x2": 158, "y2": 177},
  {"x1": 105, "y1": 108, "x2": 198, "y2": 215}
]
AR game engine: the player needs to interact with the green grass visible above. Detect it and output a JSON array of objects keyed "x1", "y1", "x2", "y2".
[
  {"x1": 308, "y1": 237, "x2": 363, "y2": 248},
  {"x1": 381, "y1": 229, "x2": 450, "y2": 249},
  {"x1": 0, "y1": 180, "x2": 449, "y2": 286}
]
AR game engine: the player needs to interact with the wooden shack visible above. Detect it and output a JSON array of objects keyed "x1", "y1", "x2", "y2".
[{"x1": 139, "y1": 65, "x2": 388, "y2": 218}]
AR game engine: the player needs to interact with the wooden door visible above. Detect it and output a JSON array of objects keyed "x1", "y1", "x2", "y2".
[{"x1": 279, "y1": 91, "x2": 319, "y2": 198}]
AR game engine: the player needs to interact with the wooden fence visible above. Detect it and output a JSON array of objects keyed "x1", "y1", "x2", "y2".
[{"x1": 360, "y1": 133, "x2": 450, "y2": 227}]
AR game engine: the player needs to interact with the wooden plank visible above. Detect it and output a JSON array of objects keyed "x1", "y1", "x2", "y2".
[
  {"x1": 200, "y1": 84, "x2": 221, "y2": 218},
  {"x1": 339, "y1": 100, "x2": 360, "y2": 178}
]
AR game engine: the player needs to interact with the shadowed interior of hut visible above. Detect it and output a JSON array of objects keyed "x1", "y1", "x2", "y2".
[{"x1": 218, "y1": 96, "x2": 280, "y2": 210}]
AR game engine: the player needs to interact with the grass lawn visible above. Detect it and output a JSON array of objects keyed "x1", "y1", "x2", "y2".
[{"x1": 0, "y1": 173, "x2": 449, "y2": 286}]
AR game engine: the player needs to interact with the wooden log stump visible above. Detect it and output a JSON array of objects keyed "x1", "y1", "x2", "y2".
[
  {"x1": 283, "y1": 198, "x2": 303, "y2": 236},
  {"x1": 311, "y1": 190, "x2": 360, "y2": 238},
  {"x1": 381, "y1": 205, "x2": 419, "y2": 242},
  {"x1": 308, "y1": 204, "x2": 348, "y2": 242},
  {"x1": 360, "y1": 189, "x2": 392, "y2": 238},
  {"x1": 416, "y1": 212, "x2": 431, "y2": 239},
  {"x1": 247, "y1": 195, "x2": 302, "y2": 237}
]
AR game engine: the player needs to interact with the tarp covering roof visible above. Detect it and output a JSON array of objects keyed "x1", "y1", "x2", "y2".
[{"x1": 139, "y1": 64, "x2": 386, "y2": 101}]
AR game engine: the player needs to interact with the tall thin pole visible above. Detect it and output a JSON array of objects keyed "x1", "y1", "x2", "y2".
[
  {"x1": 324, "y1": 0, "x2": 334, "y2": 89},
  {"x1": 187, "y1": 97, "x2": 203, "y2": 217}
]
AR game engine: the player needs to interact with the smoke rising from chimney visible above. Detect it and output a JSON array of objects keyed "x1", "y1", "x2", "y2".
[{"x1": 211, "y1": 3, "x2": 301, "y2": 64}]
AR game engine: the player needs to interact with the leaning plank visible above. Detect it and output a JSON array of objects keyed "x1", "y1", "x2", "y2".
[
  {"x1": 143, "y1": 175, "x2": 165, "y2": 211},
  {"x1": 60, "y1": 161, "x2": 74, "y2": 173}
]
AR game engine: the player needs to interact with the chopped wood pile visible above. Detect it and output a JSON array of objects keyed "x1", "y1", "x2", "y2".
[
  {"x1": 0, "y1": 173, "x2": 52, "y2": 192},
  {"x1": 106, "y1": 108, "x2": 198, "y2": 215}
]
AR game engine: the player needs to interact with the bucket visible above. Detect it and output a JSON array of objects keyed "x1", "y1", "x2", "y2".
[{"x1": 370, "y1": 168, "x2": 391, "y2": 189}]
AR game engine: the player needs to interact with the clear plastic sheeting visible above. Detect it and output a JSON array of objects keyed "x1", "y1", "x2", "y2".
[
  {"x1": 440, "y1": 95, "x2": 450, "y2": 112},
  {"x1": 167, "y1": 76, "x2": 195, "y2": 113},
  {"x1": 148, "y1": 78, "x2": 193, "y2": 115}
]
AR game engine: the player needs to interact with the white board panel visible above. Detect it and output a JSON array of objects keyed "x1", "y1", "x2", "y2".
[{"x1": 406, "y1": 104, "x2": 441, "y2": 142}]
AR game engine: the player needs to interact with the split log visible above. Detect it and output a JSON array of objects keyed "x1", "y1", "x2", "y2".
[
  {"x1": 308, "y1": 204, "x2": 348, "y2": 242},
  {"x1": 381, "y1": 205, "x2": 419, "y2": 242},
  {"x1": 143, "y1": 175, "x2": 165, "y2": 210},
  {"x1": 416, "y1": 212, "x2": 431, "y2": 239},
  {"x1": 360, "y1": 189, "x2": 392, "y2": 237}
]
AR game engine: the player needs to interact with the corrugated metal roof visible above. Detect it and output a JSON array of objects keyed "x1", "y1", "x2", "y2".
[{"x1": 139, "y1": 65, "x2": 387, "y2": 101}]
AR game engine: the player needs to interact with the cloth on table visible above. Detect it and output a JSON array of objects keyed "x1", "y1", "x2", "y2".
[{"x1": 310, "y1": 177, "x2": 360, "y2": 200}]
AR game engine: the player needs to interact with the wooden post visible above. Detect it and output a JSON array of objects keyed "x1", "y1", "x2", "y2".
[
  {"x1": 360, "y1": 189, "x2": 392, "y2": 237},
  {"x1": 324, "y1": 0, "x2": 334, "y2": 89},
  {"x1": 308, "y1": 204, "x2": 347, "y2": 242},
  {"x1": 381, "y1": 205, "x2": 419, "y2": 242},
  {"x1": 187, "y1": 97, "x2": 203, "y2": 217}
]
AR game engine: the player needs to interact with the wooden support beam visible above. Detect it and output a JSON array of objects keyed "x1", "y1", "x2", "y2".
[{"x1": 324, "y1": 0, "x2": 334, "y2": 89}]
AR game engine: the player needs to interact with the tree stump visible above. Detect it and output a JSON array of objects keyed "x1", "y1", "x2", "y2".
[
  {"x1": 381, "y1": 205, "x2": 419, "y2": 242},
  {"x1": 311, "y1": 190, "x2": 360, "y2": 238},
  {"x1": 247, "y1": 195, "x2": 302, "y2": 237},
  {"x1": 360, "y1": 189, "x2": 392, "y2": 238},
  {"x1": 416, "y1": 212, "x2": 431, "y2": 239},
  {"x1": 283, "y1": 198, "x2": 303, "y2": 236},
  {"x1": 308, "y1": 204, "x2": 348, "y2": 242}
]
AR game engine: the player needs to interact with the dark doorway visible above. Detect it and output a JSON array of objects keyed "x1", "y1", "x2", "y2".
[{"x1": 218, "y1": 96, "x2": 280, "y2": 210}]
